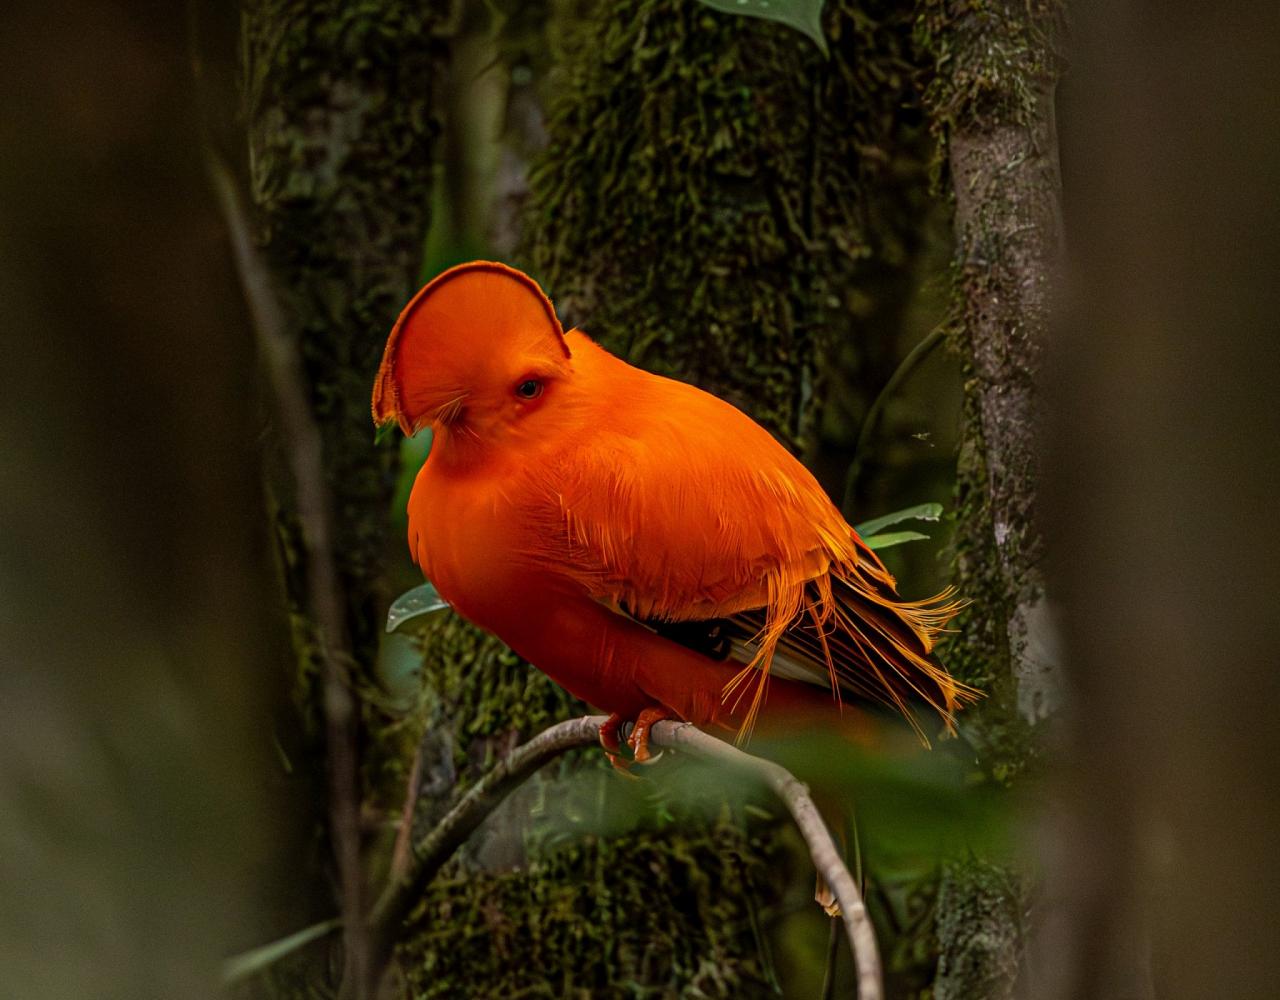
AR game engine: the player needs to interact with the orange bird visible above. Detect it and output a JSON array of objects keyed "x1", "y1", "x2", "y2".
[{"x1": 372, "y1": 262, "x2": 974, "y2": 762}]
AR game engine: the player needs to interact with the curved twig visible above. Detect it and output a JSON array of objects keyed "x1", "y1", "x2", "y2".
[
  {"x1": 368, "y1": 716, "x2": 603, "y2": 971},
  {"x1": 207, "y1": 152, "x2": 368, "y2": 993},
  {"x1": 369, "y1": 715, "x2": 882, "y2": 1000},
  {"x1": 841, "y1": 322, "x2": 947, "y2": 516},
  {"x1": 647, "y1": 720, "x2": 882, "y2": 1000}
]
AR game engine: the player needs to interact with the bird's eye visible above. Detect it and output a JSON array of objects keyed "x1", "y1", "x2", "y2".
[{"x1": 515, "y1": 378, "x2": 543, "y2": 399}]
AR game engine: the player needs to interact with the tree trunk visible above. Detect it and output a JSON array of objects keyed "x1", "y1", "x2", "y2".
[
  {"x1": 0, "y1": 1, "x2": 287, "y2": 995},
  {"x1": 242, "y1": 2, "x2": 443, "y2": 992},
  {"x1": 1041, "y1": 3, "x2": 1280, "y2": 998},
  {"x1": 244, "y1": 0, "x2": 442, "y2": 673},
  {"x1": 915, "y1": 0, "x2": 1065, "y2": 995},
  {"x1": 950, "y1": 92, "x2": 1064, "y2": 726}
]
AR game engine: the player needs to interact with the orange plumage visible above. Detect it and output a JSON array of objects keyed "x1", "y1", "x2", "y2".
[{"x1": 373, "y1": 261, "x2": 974, "y2": 753}]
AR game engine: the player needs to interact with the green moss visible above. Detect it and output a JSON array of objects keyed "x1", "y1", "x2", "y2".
[
  {"x1": 245, "y1": 0, "x2": 444, "y2": 676},
  {"x1": 524, "y1": 0, "x2": 935, "y2": 452},
  {"x1": 913, "y1": 0, "x2": 1064, "y2": 181},
  {"x1": 415, "y1": 615, "x2": 586, "y2": 777},
  {"x1": 932, "y1": 858, "x2": 1023, "y2": 1000},
  {"x1": 402, "y1": 820, "x2": 790, "y2": 999}
]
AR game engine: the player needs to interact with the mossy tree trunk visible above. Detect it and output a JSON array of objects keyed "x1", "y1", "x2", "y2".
[
  {"x1": 242, "y1": 2, "x2": 442, "y2": 992},
  {"x1": 529, "y1": 0, "x2": 941, "y2": 450},
  {"x1": 916, "y1": 0, "x2": 1065, "y2": 995},
  {"x1": 244, "y1": 0, "x2": 442, "y2": 676}
]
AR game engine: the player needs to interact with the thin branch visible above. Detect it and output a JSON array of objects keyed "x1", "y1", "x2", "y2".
[
  {"x1": 389, "y1": 742, "x2": 424, "y2": 884},
  {"x1": 649, "y1": 720, "x2": 883, "y2": 1000},
  {"x1": 368, "y1": 716, "x2": 603, "y2": 961},
  {"x1": 841, "y1": 322, "x2": 947, "y2": 516},
  {"x1": 369, "y1": 715, "x2": 882, "y2": 1000},
  {"x1": 206, "y1": 153, "x2": 369, "y2": 994}
]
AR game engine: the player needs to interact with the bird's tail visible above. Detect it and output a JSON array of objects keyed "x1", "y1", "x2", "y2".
[
  {"x1": 821, "y1": 564, "x2": 978, "y2": 742},
  {"x1": 721, "y1": 541, "x2": 979, "y2": 744}
]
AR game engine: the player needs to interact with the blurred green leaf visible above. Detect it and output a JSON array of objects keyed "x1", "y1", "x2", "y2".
[
  {"x1": 533, "y1": 729, "x2": 1016, "y2": 870},
  {"x1": 386, "y1": 580, "x2": 450, "y2": 634},
  {"x1": 863, "y1": 530, "x2": 930, "y2": 551},
  {"x1": 221, "y1": 917, "x2": 341, "y2": 985},
  {"x1": 693, "y1": 0, "x2": 828, "y2": 55},
  {"x1": 756, "y1": 730, "x2": 1018, "y2": 863},
  {"x1": 377, "y1": 631, "x2": 425, "y2": 707},
  {"x1": 854, "y1": 502, "x2": 943, "y2": 538}
]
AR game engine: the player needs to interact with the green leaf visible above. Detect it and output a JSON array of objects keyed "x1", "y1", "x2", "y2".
[
  {"x1": 693, "y1": 0, "x2": 828, "y2": 55},
  {"x1": 377, "y1": 631, "x2": 425, "y2": 707},
  {"x1": 761, "y1": 732, "x2": 1019, "y2": 862},
  {"x1": 854, "y1": 502, "x2": 943, "y2": 538},
  {"x1": 863, "y1": 530, "x2": 930, "y2": 551},
  {"x1": 538, "y1": 731, "x2": 1016, "y2": 865},
  {"x1": 385, "y1": 580, "x2": 451, "y2": 634},
  {"x1": 221, "y1": 917, "x2": 341, "y2": 985}
]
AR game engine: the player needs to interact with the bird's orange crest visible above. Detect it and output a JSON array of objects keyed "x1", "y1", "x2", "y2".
[{"x1": 371, "y1": 261, "x2": 570, "y2": 435}]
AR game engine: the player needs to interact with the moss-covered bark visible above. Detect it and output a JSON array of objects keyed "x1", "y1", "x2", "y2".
[
  {"x1": 403, "y1": 819, "x2": 792, "y2": 998},
  {"x1": 933, "y1": 859, "x2": 1024, "y2": 999},
  {"x1": 244, "y1": 0, "x2": 443, "y2": 682},
  {"x1": 527, "y1": 0, "x2": 934, "y2": 450},
  {"x1": 915, "y1": 0, "x2": 1064, "y2": 994},
  {"x1": 242, "y1": 2, "x2": 443, "y2": 993}
]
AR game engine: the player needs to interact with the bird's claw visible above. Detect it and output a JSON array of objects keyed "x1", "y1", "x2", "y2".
[
  {"x1": 599, "y1": 713, "x2": 637, "y2": 776},
  {"x1": 599, "y1": 712, "x2": 626, "y2": 754},
  {"x1": 598, "y1": 708, "x2": 673, "y2": 771},
  {"x1": 604, "y1": 751, "x2": 641, "y2": 778},
  {"x1": 627, "y1": 707, "x2": 673, "y2": 764}
]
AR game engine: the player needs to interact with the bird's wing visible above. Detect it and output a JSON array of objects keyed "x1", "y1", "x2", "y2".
[
  {"x1": 528, "y1": 407, "x2": 848, "y2": 624},
  {"x1": 517, "y1": 365, "x2": 974, "y2": 739}
]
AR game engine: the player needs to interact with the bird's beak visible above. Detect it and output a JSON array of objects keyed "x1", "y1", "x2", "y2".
[{"x1": 372, "y1": 393, "x2": 463, "y2": 442}]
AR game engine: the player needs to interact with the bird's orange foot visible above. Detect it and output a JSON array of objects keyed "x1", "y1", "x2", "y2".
[
  {"x1": 627, "y1": 706, "x2": 673, "y2": 764},
  {"x1": 598, "y1": 713, "x2": 636, "y2": 775}
]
